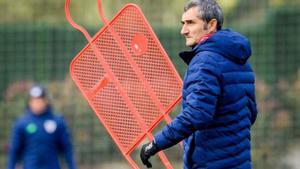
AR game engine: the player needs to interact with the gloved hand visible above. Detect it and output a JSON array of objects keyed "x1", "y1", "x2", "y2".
[{"x1": 140, "y1": 141, "x2": 159, "y2": 168}]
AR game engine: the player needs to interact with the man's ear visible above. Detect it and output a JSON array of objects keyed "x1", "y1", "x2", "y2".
[{"x1": 207, "y1": 19, "x2": 218, "y2": 33}]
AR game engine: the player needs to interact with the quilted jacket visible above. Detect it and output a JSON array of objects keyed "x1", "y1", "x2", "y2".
[{"x1": 155, "y1": 29, "x2": 258, "y2": 169}]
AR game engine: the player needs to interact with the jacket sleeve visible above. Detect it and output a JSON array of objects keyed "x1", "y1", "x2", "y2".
[
  {"x1": 155, "y1": 55, "x2": 221, "y2": 150},
  {"x1": 7, "y1": 121, "x2": 24, "y2": 169},
  {"x1": 57, "y1": 117, "x2": 77, "y2": 169}
]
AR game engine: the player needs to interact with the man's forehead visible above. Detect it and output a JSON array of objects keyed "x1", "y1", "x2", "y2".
[{"x1": 181, "y1": 7, "x2": 200, "y2": 21}]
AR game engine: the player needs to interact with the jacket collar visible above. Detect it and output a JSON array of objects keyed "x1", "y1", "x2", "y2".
[
  {"x1": 179, "y1": 33, "x2": 214, "y2": 65},
  {"x1": 179, "y1": 50, "x2": 195, "y2": 65}
]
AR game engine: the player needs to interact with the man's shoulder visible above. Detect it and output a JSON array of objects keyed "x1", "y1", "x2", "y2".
[
  {"x1": 192, "y1": 51, "x2": 224, "y2": 66},
  {"x1": 187, "y1": 51, "x2": 223, "y2": 77},
  {"x1": 51, "y1": 114, "x2": 67, "y2": 125},
  {"x1": 13, "y1": 114, "x2": 31, "y2": 129}
]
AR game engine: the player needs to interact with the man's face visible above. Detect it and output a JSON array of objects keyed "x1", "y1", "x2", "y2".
[
  {"x1": 28, "y1": 97, "x2": 48, "y2": 115},
  {"x1": 181, "y1": 7, "x2": 210, "y2": 47}
]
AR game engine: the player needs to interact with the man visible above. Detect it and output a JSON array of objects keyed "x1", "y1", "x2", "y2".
[
  {"x1": 7, "y1": 85, "x2": 77, "y2": 169},
  {"x1": 140, "y1": 0, "x2": 258, "y2": 168}
]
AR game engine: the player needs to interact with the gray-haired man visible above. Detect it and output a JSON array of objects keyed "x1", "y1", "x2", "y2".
[{"x1": 140, "y1": 0, "x2": 257, "y2": 168}]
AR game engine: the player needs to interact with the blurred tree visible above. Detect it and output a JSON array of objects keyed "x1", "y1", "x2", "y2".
[{"x1": 0, "y1": 0, "x2": 242, "y2": 27}]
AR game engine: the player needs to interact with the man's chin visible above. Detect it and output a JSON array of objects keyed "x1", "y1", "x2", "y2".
[{"x1": 186, "y1": 41, "x2": 197, "y2": 48}]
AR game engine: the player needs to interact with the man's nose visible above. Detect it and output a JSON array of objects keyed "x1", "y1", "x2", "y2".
[{"x1": 181, "y1": 25, "x2": 189, "y2": 35}]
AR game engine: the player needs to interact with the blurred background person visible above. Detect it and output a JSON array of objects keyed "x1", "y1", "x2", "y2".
[{"x1": 7, "y1": 85, "x2": 77, "y2": 169}]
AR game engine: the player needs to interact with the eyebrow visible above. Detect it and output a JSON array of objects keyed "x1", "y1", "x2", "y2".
[{"x1": 181, "y1": 19, "x2": 195, "y2": 24}]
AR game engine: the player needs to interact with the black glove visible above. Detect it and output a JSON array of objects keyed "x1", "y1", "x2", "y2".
[{"x1": 140, "y1": 141, "x2": 159, "y2": 168}]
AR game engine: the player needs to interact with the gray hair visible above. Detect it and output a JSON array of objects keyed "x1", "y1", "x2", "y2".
[{"x1": 184, "y1": 0, "x2": 224, "y2": 30}]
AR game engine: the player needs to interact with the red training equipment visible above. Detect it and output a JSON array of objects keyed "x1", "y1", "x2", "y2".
[{"x1": 65, "y1": 0, "x2": 182, "y2": 168}]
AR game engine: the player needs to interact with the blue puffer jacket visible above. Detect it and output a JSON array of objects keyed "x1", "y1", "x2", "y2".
[
  {"x1": 7, "y1": 106, "x2": 76, "y2": 169},
  {"x1": 155, "y1": 29, "x2": 258, "y2": 169}
]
